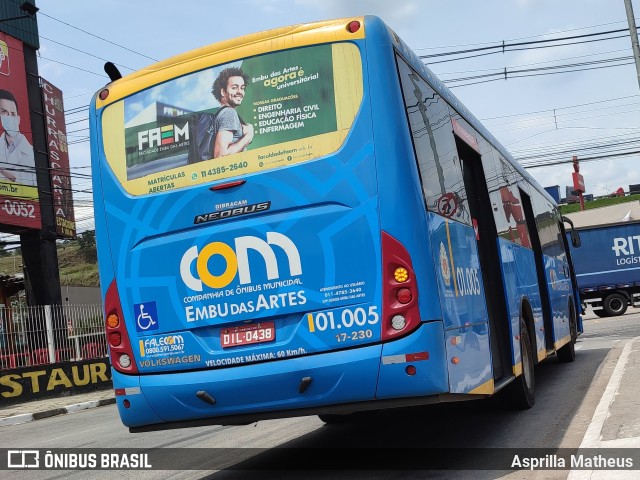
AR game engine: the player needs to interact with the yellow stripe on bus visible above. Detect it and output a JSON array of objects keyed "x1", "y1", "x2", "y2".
[
  {"x1": 307, "y1": 313, "x2": 315, "y2": 333},
  {"x1": 469, "y1": 378, "x2": 494, "y2": 395},
  {"x1": 513, "y1": 362, "x2": 522, "y2": 377},
  {"x1": 554, "y1": 334, "x2": 571, "y2": 351}
]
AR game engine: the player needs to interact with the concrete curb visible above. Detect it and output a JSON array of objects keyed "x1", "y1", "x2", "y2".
[{"x1": 0, "y1": 398, "x2": 116, "y2": 427}]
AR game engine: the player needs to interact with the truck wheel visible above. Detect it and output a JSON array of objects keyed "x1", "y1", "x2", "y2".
[
  {"x1": 603, "y1": 293, "x2": 627, "y2": 317},
  {"x1": 593, "y1": 309, "x2": 609, "y2": 318},
  {"x1": 505, "y1": 318, "x2": 535, "y2": 409}
]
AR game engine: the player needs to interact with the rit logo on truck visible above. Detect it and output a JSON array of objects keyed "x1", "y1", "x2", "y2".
[
  {"x1": 179, "y1": 232, "x2": 302, "y2": 291},
  {"x1": 611, "y1": 236, "x2": 640, "y2": 256}
]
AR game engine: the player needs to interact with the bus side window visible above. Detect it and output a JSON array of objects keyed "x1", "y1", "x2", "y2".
[
  {"x1": 397, "y1": 57, "x2": 470, "y2": 225},
  {"x1": 495, "y1": 158, "x2": 531, "y2": 248}
]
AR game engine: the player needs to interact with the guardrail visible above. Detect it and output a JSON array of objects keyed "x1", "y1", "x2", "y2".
[{"x1": 0, "y1": 304, "x2": 106, "y2": 369}]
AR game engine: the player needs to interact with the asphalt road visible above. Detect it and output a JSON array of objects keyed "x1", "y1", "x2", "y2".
[{"x1": 2, "y1": 307, "x2": 639, "y2": 480}]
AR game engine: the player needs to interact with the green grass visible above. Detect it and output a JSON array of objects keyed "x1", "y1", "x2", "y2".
[
  {"x1": 559, "y1": 194, "x2": 640, "y2": 215},
  {"x1": 0, "y1": 244, "x2": 100, "y2": 287}
]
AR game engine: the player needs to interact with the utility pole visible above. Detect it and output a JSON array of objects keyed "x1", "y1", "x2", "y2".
[{"x1": 625, "y1": 0, "x2": 640, "y2": 91}]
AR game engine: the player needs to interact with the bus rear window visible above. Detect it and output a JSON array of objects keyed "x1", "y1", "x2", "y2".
[{"x1": 100, "y1": 43, "x2": 363, "y2": 196}]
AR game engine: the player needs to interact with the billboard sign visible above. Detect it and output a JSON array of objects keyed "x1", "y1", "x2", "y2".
[
  {"x1": 0, "y1": 32, "x2": 40, "y2": 229},
  {"x1": 41, "y1": 77, "x2": 76, "y2": 238}
]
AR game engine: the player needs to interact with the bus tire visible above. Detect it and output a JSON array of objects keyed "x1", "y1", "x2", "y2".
[
  {"x1": 506, "y1": 318, "x2": 535, "y2": 409},
  {"x1": 557, "y1": 303, "x2": 577, "y2": 363},
  {"x1": 602, "y1": 293, "x2": 627, "y2": 317}
]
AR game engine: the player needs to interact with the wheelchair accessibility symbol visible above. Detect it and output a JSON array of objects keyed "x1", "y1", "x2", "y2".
[{"x1": 134, "y1": 301, "x2": 159, "y2": 332}]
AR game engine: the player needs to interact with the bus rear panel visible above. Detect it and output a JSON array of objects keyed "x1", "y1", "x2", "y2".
[{"x1": 91, "y1": 18, "x2": 451, "y2": 429}]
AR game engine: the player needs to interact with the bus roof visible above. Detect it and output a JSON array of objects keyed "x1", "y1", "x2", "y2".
[
  {"x1": 95, "y1": 17, "x2": 365, "y2": 109},
  {"x1": 94, "y1": 14, "x2": 557, "y2": 208}
]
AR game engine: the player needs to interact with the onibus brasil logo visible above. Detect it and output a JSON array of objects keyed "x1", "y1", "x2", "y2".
[{"x1": 180, "y1": 232, "x2": 302, "y2": 291}]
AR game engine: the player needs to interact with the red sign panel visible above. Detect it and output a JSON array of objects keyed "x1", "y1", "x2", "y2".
[
  {"x1": 41, "y1": 78, "x2": 76, "y2": 238},
  {"x1": 221, "y1": 322, "x2": 275, "y2": 348},
  {"x1": 572, "y1": 171, "x2": 585, "y2": 194},
  {"x1": 0, "y1": 32, "x2": 41, "y2": 230}
]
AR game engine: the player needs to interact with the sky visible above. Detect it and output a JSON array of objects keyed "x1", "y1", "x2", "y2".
[{"x1": 29, "y1": 0, "x2": 640, "y2": 233}]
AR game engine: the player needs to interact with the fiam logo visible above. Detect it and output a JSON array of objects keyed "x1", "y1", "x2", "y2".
[
  {"x1": 180, "y1": 232, "x2": 302, "y2": 291},
  {"x1": 137, "y1": 123, "x2": 189, "y2": 150}
]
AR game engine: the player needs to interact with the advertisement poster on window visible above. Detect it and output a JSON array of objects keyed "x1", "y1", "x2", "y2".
[
  {"x1": 106, "y1": 43, "x2": 362, "y2": 195},
  {"x1": 0, "y1": 32, "x2": 40, "y2": 229}
]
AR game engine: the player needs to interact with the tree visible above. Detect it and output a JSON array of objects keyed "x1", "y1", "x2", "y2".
[
  {"x1": 77, "y1": 230, "x2": 97, "y2": 262},
  {"x1": 0, "y1": 241, "x2": 9, "y2": 257}
]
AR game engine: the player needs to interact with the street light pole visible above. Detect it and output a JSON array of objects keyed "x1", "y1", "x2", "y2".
[{"x1": 625, "y1": 0, "x2": 640, "y2": 91}]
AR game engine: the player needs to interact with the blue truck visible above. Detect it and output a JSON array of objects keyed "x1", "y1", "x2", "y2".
[{"x1": 567, "y1": 220, "x2": 640, "y2": 317}]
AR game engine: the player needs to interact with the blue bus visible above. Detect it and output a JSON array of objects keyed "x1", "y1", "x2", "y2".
[{"x1": 90, "y1": 16, "x2": 582, "y2": 431}]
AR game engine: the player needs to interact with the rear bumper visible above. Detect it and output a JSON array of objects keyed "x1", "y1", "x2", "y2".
[{"x1": 114, "y1": 321, "x2": 448, "y2": 429}]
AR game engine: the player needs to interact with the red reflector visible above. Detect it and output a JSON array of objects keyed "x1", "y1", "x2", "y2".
[
  {"x1": 123, "y1": 399, "x2": 131, "y2": 408},
  {"x1": 99, "y1": 89, "x2": 109, "y2": 100},
  {"x1": 210, "y1": 179, "x2": 246, "y2": 191},
  {"x1": 405, "y1": 365, "x2": 416, "y2": 376},
  {"x1": 114, "y1": 388, "x2": 126, "y2": 396},
  {"x1": 396, "y1": 287, "x2": 412, "y2": 304},
  {"x1": 347, "y1": 21, "x2": 361, "y2": 33},
  {"x1": 109, "y1": 332, "x2": 122, "y2": 347},
  {"x1": 406, "y1": 352, "x2": 429, "y2": 362}
]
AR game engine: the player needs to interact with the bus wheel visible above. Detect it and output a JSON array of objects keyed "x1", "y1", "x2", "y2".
[
  {"x1": 506, "y1": 319, "x2": 535, "y2": 409},
  {"x1": 603, "y1": 293, "x2": 627, "y2": 317},
  {"x1": 557, "y1": 304, "x2": 577, "y2": 363}
]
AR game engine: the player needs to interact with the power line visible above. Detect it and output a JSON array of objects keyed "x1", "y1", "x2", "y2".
[
  {"x1": 420, "y1": 28, "x2": 630, "y2": 60},
  {"x1": 448, "y1": 59, "x2": 635, "y2": 88},
  {"x1": 37, "y1": 34, "x2": 135, "y2": 71},
  {"x1": 414, "y1": 19, "x2": 635, "y2": 51},
  {"x1": 437, "y1": 48, "x2": 631, "y2": 76},
  {"x1": 479, "y1": 94, "x2": 640, "y2": 121},
  {"x1": 37, "y1": 10, "x2": 159, "y2": 62},
  {"x1": 38, "y1": 56, "x2": 107, "y2": 78},
  {"x1": 520, "y1": 150, "x2": 640, "y2": 169},
  {"x1": 511, "y1": 132, "x2": 640, "y2": 156},
  {"x1": 443, "y1": 55, "x2": 633, "y2": 85}
]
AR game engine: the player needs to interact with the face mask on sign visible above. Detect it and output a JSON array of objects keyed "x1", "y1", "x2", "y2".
[{"x1": 1, "y1": 115, "x2": 20, "y2": 137}]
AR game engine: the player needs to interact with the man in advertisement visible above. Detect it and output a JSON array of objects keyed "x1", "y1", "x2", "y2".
[
  {"x1": 212, "y1": 67, "x2": 254, "y2": 158},
  {"x1": 0, "y1": 88, "x2": 36, "y2": 186}
]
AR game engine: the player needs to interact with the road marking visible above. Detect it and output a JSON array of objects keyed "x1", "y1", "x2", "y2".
[
  {"x1": 568, "y1": 337, "x2": 639, "y2": 480},
  {"x1": 579, "y1": 338, "x2": 633, "y2": 447},
  {"x1": 48, "y1": 425, "x2": 103, "y2": 442}
]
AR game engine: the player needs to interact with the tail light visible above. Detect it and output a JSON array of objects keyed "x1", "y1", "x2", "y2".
[
  {"x1": 105, "y1": 280, "x2": 138, "y2": 373},
  {"x1": 381, "y1": 231, "x2": 421, "y2": 341}
]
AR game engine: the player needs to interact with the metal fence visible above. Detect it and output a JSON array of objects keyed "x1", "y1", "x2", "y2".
[{"x1": 0, "y1": 304, "x2": 106, "y2": 369}]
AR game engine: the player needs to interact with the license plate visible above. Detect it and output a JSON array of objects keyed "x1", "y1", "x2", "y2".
[{"x1": 221, "y1": 322, "x2": 275, "y2": 348}]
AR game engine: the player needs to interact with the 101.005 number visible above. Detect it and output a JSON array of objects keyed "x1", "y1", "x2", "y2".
[
  {"x1": 2, "y1": 200, "x2": 35, "y2": 218},
  {"x1": 310, "y1": 306, "x2": 379, "y2": 332}
]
